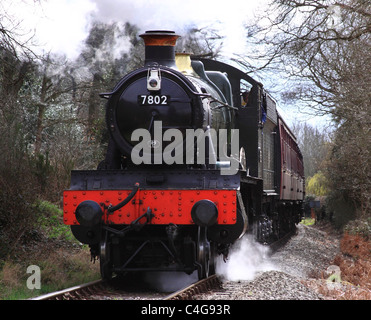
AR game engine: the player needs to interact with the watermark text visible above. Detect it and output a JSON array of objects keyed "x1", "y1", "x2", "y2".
[{"x1": 131, "y1": 121, "x2": 239, "y2": 175}]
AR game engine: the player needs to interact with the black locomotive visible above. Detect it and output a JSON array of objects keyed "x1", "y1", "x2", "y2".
[{"x1": 63, "y1": 30, "x2": 304, "y2": 280}]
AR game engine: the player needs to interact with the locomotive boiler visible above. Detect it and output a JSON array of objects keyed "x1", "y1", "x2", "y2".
[{"x1": 63, "y1": 30, "x2": 304, "y2": 280}]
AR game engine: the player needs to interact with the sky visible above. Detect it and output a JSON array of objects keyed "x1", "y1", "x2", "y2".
[
  {"x1": 3, "y1": 0, "x2": 268, "y2": 60},
  {"x1": 2, "y1": 0, "x2": 329, "y2": 127}
]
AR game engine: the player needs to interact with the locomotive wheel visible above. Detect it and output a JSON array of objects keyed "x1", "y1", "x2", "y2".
[
  {"x1": 196, "y1": 227, "x2": 213, "y2": 279},
  {"x1": 100, "y1": 231, "x2": 113, "y2": 280}
]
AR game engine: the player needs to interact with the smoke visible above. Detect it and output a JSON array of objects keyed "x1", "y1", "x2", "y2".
[
  {"x1": 143, "y1": 271, "x2": 198, "y2": 293},
  {"x1": 86, "y1": 22, "x2": 132, "y2": 69},
  {"x1": 88, "y1": 0, "x2": 258, "y2": 57},
  {"x1": 90, "y1": 0, "x2": 226, "y2": 31},
  {"x1": 143, "y1": 235, "x2": 277, "y2": 292},
  {"x1": 216, "y1": 235, "x2": 276, "y2": 281},
  {"x1": 6, "y1": 0, "x2": 268, "y2": 60}
]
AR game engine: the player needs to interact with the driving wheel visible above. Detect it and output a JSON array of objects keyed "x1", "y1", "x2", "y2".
[
  {"x1": 196, "y1": 226, "x2": 211, "y2": 279},
  {"x1": 100, "y1": 230, "x2": 113, "y2": 280}
]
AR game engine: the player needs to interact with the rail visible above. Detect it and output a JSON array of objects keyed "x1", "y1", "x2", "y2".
[
  {"x1": 29, "y1": 279, "x2": 104, "y2": 300},
  {"x1": 164, "y1": 274, "x2": 221, "y2": 300}
]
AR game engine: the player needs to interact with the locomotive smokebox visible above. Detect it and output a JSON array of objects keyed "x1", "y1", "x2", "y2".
[{"x1": 140, "y1": 30, "x2": 180, "y2": 68}]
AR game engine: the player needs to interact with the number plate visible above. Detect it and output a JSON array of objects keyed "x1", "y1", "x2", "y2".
[{"x1": 138, "y1": 95, "x2": 169, "y2": 106}]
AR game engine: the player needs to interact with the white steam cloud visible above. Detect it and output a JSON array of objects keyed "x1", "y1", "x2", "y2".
[
  {"x1": 89, "y1": 0, "x2": 264, "y2": 57},
  {"x1": 143, "y1": 235, "x2": 277, "y2": 291},
  {"x1": 216, "y1": 235, "x2": 276, "y2": 281},
  {"x1": 6, "y1": 0, "x2": 268, "y2": 60},
  {"x1": 144, "y1": 271, "x2": 198, "y2": 293}
]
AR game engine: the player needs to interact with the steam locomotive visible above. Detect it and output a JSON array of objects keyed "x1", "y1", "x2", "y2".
[{"x1": 63, "y1": 30, "x2": 304, "y2": 280}]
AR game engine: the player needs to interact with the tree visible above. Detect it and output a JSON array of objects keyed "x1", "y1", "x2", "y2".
[
  {"x1": 291, "y1": 121, "x2": 331, "y2": 178},
  {"x1": 175, "y1": 25, "x2": 224, "y2": 59},
  {"x1": 327, "y1": 118, "x2": 370, "y2": 217},
  {"x1": 306, "y1": 172, "x2": 329, "y2": 196},
  {"x1": 76, "y1": 21, "x2": 140, "y2": 132},
  {"x1": 0, "y1": 6, "x2": 42, "y2": 256},
  {"x1": 238, "y1": 0, "x2": 370, "y2": 220},
  {"x1": 240, "y1": 0, "x2": 370, "y2": 115}
]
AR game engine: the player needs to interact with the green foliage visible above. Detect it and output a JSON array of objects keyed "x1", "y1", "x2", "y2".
[
  {"x1": 34, "y1": 200, "x2": 74, "y2": 241},
  {"x1": 300, "y1": 218, "x2": 315, "y2": 226},
  {"x1": 326, "y1": 120, "x2": 371, "y2": 217},
  {"x1": 306, "y1": 172, "x2": 329, "y2": 197},
  {"x1": 0, "y1": 250, "x2": 99, "y2": 300},
  {"x1": 326, "y1": 191, "x2": 356, "y2": 229}
]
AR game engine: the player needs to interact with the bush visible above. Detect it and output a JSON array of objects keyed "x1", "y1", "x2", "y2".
[
  {"x1": 325, "y1": 191, "x2": 356, "y2": 230},
  {"x1": 34, "y1": 199, "x2": 74, "y2": 241},
  {"x1": 306, "y1": 172, "x2": 329, "y2": 197},
  {"x1": 344, "y1": 218, "x2": 371, "y2": 239}
]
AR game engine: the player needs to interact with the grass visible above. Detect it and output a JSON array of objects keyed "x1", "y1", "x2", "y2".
[
  {"x1": 34, "y1": 199, "x2": 75, "y2": 241},
  {"x1": 0, "y1": 199, "x2": 100, "y2": 300},
  {"x1": 300, "y1": 218, "x2": 315, "y2": 226},
  {"x1": 0, "y1": 247, "x2": 100, "y2": 300}
]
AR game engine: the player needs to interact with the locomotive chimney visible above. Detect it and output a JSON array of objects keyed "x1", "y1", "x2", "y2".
[{"x1": 139, "y1": 30, "x2": 180, "y2": 68}]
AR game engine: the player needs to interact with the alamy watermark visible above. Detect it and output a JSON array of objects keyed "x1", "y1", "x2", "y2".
[
  {"x1": 26, "y1": 265, "x2": 41, "y2": 290},
  {"x1": 130, "y1": 121, "x2": 240, "y2": 175}
]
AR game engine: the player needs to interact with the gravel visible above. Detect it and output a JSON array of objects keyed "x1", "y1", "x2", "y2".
[
  {"x1": 218, "y1": 270, "x2": 323, "y2": 300},
  {"x1": 270, "y1": 223, "x2": 340, "y2": 279},
  {"x1": 195, "y1": 224, "x2": 341, "y2": 300}
]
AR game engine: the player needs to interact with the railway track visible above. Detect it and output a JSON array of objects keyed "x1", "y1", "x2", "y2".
[
  {"x1": 164, "y1": 274, "x2": 221, "y2": 300},
  {"x1": 30, "y1": 274, "x2": 221, "y2": 301},
  {"x1": 30, "y1": 279, "x2": 106, "y2": 300},
  {"x1": 30, "y1": 230, "x2": 295, "y2": 301}
]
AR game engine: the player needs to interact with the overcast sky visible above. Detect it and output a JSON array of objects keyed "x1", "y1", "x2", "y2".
[{"x1": 3, "y1": 0, "x2": 269, "y2": 60}]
